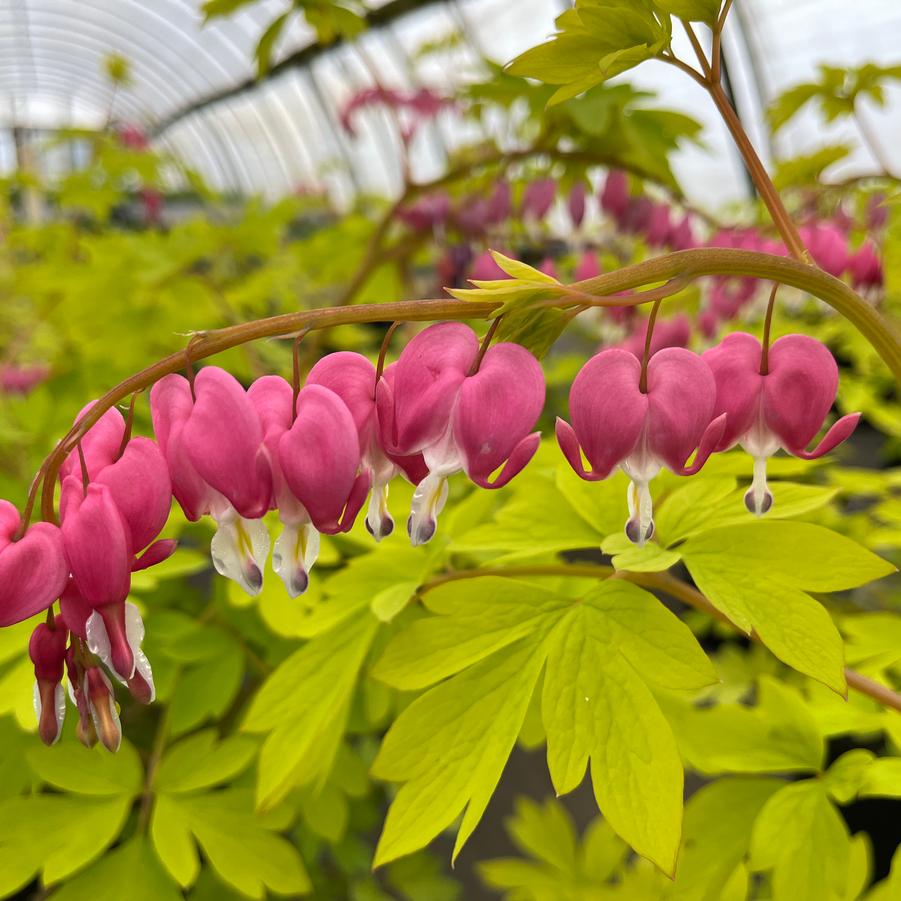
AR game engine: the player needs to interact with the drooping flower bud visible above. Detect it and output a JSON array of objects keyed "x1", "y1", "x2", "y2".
[
  {"x1": 377, "y1": 323, "x2": 544, "y2": 545},
  {"x1": 521, "y1": 178, "x2": 556, "y2": 221},
  {"x1": 800, "y1": 223, "x2": 849, "y2": 278},
  {"x1": 0, "y1": 501, "x2": 69, "y2": 627},
  {"x1": 85, "y1": 666, "x2": 121, "y2": 753},
  {"x1": 568, "y1": 181, "x2": 587, "y2": 228},
  {"x1": 557, "y1": 348, "x2": 726, "y2": 545},
  {"x1": 29, "y1": 617, "x2": 69, "y2": 746},
  {"x1": 645, "y1": 204, "x2": 672, "y2": 248},
  {"x1": 703, "y1": 332, "x2": 860, "y2": 515},
  {"x1": 600, "y1": 170, "x2": 629, "y2": 221},
  {"x1": 469, "y1": 249, "x2": 510, "y2": 282},
  {"x1": 618, "y1": 313, "x2": 691, "y2": 359},
  {"x1": 485, "y1": 181, "x2": 512, "y2": 226},
  {"x1": 574, "y1": 251, "x2": 601, "y2": 282},
  {"x1": 848, "y1": 241, "x2": 883, "y2": 293}
]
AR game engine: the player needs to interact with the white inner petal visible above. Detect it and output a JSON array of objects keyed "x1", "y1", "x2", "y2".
[
  {"x1": 408, "y1": 472, "x2": 449, "y2": 546},
  {"x1": 365, "y1": 481, "x2": 394, "y2": 542},
  {"x1": 272, "y1": 522, "x2": 320, "y2": 597},
  {"x1": 210, "y1": 512, "x2": 271, "y2": 596}
]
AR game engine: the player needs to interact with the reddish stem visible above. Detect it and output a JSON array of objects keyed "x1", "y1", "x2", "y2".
[
  {"x1": 639, "y1": 300, "x2": 663, "y2": 393},
  {"x1": 759, "y1": 283, "x2": 779, "y2": 375},
  {"x1": 468, "y1": 316, "x2": 503, "y2": 376}
]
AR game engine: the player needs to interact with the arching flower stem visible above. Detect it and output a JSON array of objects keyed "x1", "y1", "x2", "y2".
[{"x1": 35, "y1": 247, "x2": 901, "y2": 524}]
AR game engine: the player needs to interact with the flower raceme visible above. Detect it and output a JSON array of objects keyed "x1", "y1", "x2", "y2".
[
  {"x1": 703, "y1": 333, "x2": 861, "y2": 515},
  {"x1": 557, "y1": 348, "x2": 726, "y2": 546},
  {"x1": 376, "y1": 323, "x2": 545, "y2": 545},
  {"x1": 0, "y1": 318, "x2": 863, "y2": 755}
]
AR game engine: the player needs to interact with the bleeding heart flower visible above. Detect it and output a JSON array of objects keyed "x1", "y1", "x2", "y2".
[
  {"x1": 800, "y1": 223, "x2": 849, "y2": 277},
  {"x1": 60, "y1": 401, "x2": 171, "y2": 555},
  {"x1": 568, "y1": 182, "x2": 587, "y2": 228},
  {"x1": 574, "y1": 251, "x2": 601, "y2": 282},
  {"x1": 645, "y1": 204, "x2": 672, "y2": 248},
  {"x1": 249, "y1": 376, "x2": 370, "y2": 596},
  {"x1": 848, "y1": 240, "x2": 883, "y2": 293},
  {"x1": 522, "y1": 178, "x2": 556, "y2": 221},
  {"x1": 703, "y1": 332, "x2": 860, "y2": 515},
  {"x1": 377, "y1": 323, "x2": 545, "y2": 545},
  {"x1": 306, "y1": 352, "x2": 427, "y2": 542},
  {"x1": 557, "y1": 348, "x2": 726, "y2": 545},
  {"x1": 600, "y1": 170, "x2": 629, "y2": 221},
  {"x1": 0, "y1": 501, "x2": 69, "y2": 627},
  {"x1": 151, "y1": 368, "x2": 271, "y2": 596},
  {"x1": 668, "y1": 215, "x2": 696, "y2": 251},
  {"x1": 618, "y1": 313, "x2": 691, "y2": 359},
  {"x1": 29, "y1": 616, "x2": 69, "y2": 745},
  {"x1": 469, "y1": 249, "x2": 510, "y2": 282},
  {"x1": 483, "y1": 180, "x2": 511, "y2": 227}
]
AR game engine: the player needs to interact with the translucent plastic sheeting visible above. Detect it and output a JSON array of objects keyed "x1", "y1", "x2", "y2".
[{"x1": 0, "y1": 0, "x2": 897, "y2": 210}]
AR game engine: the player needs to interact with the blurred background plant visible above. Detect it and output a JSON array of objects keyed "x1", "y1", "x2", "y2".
[{"x1": 0, "y1": 1, "x2": 900, "y2": 899}]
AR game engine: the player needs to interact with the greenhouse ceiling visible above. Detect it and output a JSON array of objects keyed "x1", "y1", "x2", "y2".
[{"x1": 0, "y1": 0, "x2": 899, "y2": 210}]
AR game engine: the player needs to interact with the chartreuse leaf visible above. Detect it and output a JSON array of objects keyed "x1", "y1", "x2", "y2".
[
  {"x1": 151, "y1": 789, "x2": 309, "y2": 899},
  {"x1": 507, "y1": 2, "x2": 673, "y2": 104},
  {"x1": 681, "y1": 521, "x2": 895, "y2": 692},
  {"x1": 663, "y1": 677, "x2": 824, "y2": 774},
  {"x1": 155, "y1": 731, "x2": 257, "y2": 794},
  {"x1": 478, "y1": 798, "x2": 627, "y2": 898},
  {"x1": 869, "y1": 844, "x2": 901, "y2": 901},
  {"x1": 451, "y1": 468, "x2": 611, "y2": 560},
  {"x1": 243, "y1": 613, "x2": 378, "y2": 809},
  {"x1": 860, "y1": 757, "x2": 901, "y2": 798},
  {"x1": 749, "y1": 781, "x2": 851, "y2": 901},
  {"x1": 0, "y1": 795, "x2": 132, "y2": 893},
  {"x1": 654, "y1": 0, "x2": 721, "y2": 24},
  {"x1": 671, "y1": 777, "x2": 782, "y2": 899},
  {"x1": 373, "y1": 577, "x2": 714, "y2": 872},
  {"x1": 48, "y1": 838, "x2": 181, "y2": 901},
  {"x1": 601, "y1": 531, "x2": 682, "y2": 571},
  {"x1": 372, "y1": 578, "x2": 570, "y2": 690},
  {"x1": 26, "y1": 739, "x2": 143, "y2": 796},
  {"x1": 823, "y1": 749, "x2": 876, "y2": 803},
  {"x1": 446, "y1": 249, "x2": 568, "y2": 311},
  {"x1": 373, "y1": 634, "x2": 546, "y2": 868},
  {"x1": 543, "y1": 604, "x2": 685, "y2": 874}
]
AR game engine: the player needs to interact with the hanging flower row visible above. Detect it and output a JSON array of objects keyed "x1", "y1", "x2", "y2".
[{"x1": 0, "y1": 317, "x2": 859, "y2": 751}]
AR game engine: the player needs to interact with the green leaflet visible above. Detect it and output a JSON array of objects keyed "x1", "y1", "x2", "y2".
[
  {"x1": 671, "y1": 777, "x2": 782, "y2": 900},
  {"x1": 151, "y1": 789, "x2": 310, "y2": 898},
  {"x1": 681, "y1": 521, "x2": 895, "y2": 692},
  {"x1": 0, "y1": 795, "x2": 132, "y2": 893},
  {"x1": 26, "y1": 740, "x2": 143, "y2": 796},
  {"x1": 373, "y1": 635, "x2": 546, "y2": 867},
  {"x1": 243, "y1": 612, "x2": 378, "y2": 809},
  {"x1": 507, "y1": 2, "x2": 672, "y2": 104},
  {"x1": 860, "y1": 757, "x2": 901, "y2": 798},
  {"x1": 48, "y1": 838, "x2": 181, "y2": 901},
  {"x1": 662, "y1": 677, "x2": 825, "y2": 775},
  {"x1": 372, "y1": 577, "x2": 715, "y2": 872},
  {"x1": 654, "y1": 0, "x2": 721, "y2": 24},
  {"x1": 478, "y1": 798, "x2": 627, "y2": 899},
  {"x1": 544, "y1": 605, "x2": 685, "y2": 874},
  {"x1": 154, "y1": 731, "x2": 257, "y2": 795},
  {"x1": 749, "y1": 781, "x2": 851, "y2": 901}
]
